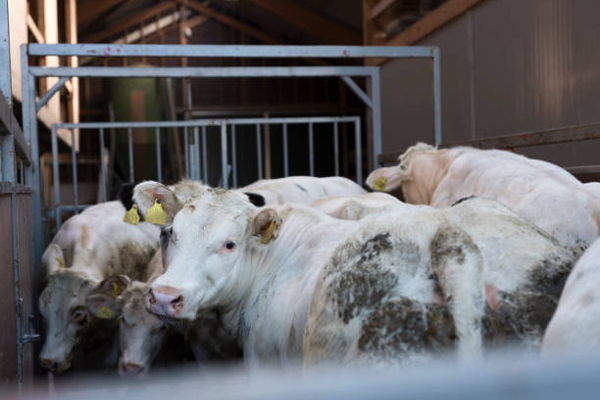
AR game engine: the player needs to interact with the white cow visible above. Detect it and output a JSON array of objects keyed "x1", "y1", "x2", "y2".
[
  {"x1": 366, "y1": 143, "x2": 600, "y2": 249},
  {"x1": 542, "y1": 238, "x2": 600, "y2": 354},
  {"x1": 137, "y1": 185, "x2": 575, "y2": 366},
  {"x1": 39, "y1": 201, "x2": 160, "y2": 372}
]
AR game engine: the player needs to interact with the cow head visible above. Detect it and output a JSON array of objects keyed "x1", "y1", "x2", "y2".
[
  {"x1": 38, "y1": 245, "x2": 128, "y2": 372},
  {"x1": 145, "y1": 189, "x2": 281, "y2": 320}
]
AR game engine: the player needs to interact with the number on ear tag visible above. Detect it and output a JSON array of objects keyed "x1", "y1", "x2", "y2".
[
  {"x1": 146, "y1": 199, "x2": 167, "y2": 226},
  {"x1": 123, "y1": 204, "x2": 140, "y2": 226},
  {"x1": 97, "y1": 306, "x2": 113, "y2": 319},
  {"x1": 373, "y1": 177, "x2": 387, "y2": 191}
]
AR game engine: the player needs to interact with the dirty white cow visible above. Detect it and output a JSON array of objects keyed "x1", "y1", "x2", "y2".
[
  {"x1": 542, "y1": 238, "x2": 600, "y2": 355},
  {"x1": 138, "y1": 184, "x2": 575, "y2": 367},
  {"x1": 39, "y1": 201, "x2": 160, "y2": 372},
  {"x1": 366, "y1": 143, "x2": 600, "y2": 249},
  {"x1": 313, "y1": 193, "x2": 578, "y2": 349}
]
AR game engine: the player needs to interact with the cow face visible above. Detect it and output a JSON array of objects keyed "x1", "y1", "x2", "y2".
[
  {"x1": 118, "y1": 282, "x2": 168, "y2": 377},
  {"x1": 147, "y1": 189, "x2": 281, "y2": 320}
]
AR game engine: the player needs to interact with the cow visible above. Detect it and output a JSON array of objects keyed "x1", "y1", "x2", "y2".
[
  {"x1": 136, "y1": 185, "x2": 576, "y2": 366},
  {"x1": 366, "y1": 143, "x2": 600, "y2": 249},
  {"x1": 38, "y1": 201, "x2": 160, "y2": 372},
  {"x1": 542, "y1": 238, "x2": 600, "y2": 355}
]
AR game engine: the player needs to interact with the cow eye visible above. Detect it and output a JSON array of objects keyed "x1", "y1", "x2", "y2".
[
  {"x1": 70, "y1": 306, "x2": 88, "y2": 325},
  {"x1": 223, "y1": 241, "x2": 236, "y2": 251}
]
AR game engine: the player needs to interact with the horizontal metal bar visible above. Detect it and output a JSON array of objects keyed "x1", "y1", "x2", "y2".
[
  {"x1": 30, "y1": 66, "x2": 378, "y2": 78},
  {"x1": 54, "y1": 116, "x2": 362, "y2": 130},
  {"x1": 342, "y1": 76, "x2": 373, "y2": 109},
  {"x1": 36, "y1": 77, "x2": 69, "y2": 112},
  {"x1": 26, "y1": 43, "x2": 437, "y2": 58}
]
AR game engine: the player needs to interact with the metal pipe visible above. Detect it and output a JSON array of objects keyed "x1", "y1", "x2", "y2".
[
  {"x1": 51, "y1": 125, "x2": 61, "y2": 229},
  {"x1": 220, "y1": 123, "x2": 228, "y2": 189},
  {"x1": 354, "y1": 119, "x2": 362, "y2": 186},
  {"x1": 341, "y1": 76, "x2": 373, "y2": 109},
  {"x1": 71, "y1": 129, "x2": 79, "y2": 214},
  {"x1": 231, "y1": 125, "x2": 237, "y2": 188},
  {"x1": 184, "y1": 127, "x2": 189, "y2": 179},
  {"x1": 156, "y1": 127, "x2": 162, "y2": 182},
  {"x1": 35, "y1": 76, "x2": 69, "y2": 111},
  {"x1": 334, "y1": 122, "x2": 339, "y2": 176},
  {"x1": 99, "y1": 128, "x2": 107, "y2": 202},
  {"x1": 193, "y1": 127, "x2": 200, "y2": 182},
  {"x1": 433, "y1": 47, "x2": 442, "y2": 146},
  {"x1": 283, "y1": 123, "x2": 289, "y2": 177},
  {"x1": 127, "y1": 127, "x2": 134, "y2": 182},
  {"x1": 371, "y1": 69, "x2": 382, "y2": 169},
  {"x1": 202, "y1": 126, "x2": 208, "y2": 184},
  {"x1": 309, "y1": 123, "x2": 314, "y2": 176},
  {"x1": 256, "y1": 124, "x2": 262, "y2": 180}
]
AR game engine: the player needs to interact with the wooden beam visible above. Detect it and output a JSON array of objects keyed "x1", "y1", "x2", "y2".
[
  {"x1": 66, "y1": 0, "x2": 80, "y2": 151},
  {"x1": 82, "y1": 2, "x2": 176, "y2": 42},
  {"x1": 367, "y1": 0, "x2": 487, "y2": 66},
  {"x1": 26, "y1": 14, "x2": 45, "y2": 43},
  {"x1": 245, "y1": 0, "x2": 361, "y2": 44},
  {"x1": 44, "y1": 0, "x2": 60, "y2": 120},
  {"x1": 371, "y1": 0, "x2": 397, "y2": 19},
  {"x1": 77, "y1": 0, "x2": 128, "y2": 28},
  {"x1": 172, "y1": 0, "x2": 281, "y2": 44}
]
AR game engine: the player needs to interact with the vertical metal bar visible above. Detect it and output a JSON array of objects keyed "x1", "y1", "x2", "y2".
[
  {"x1": 155, "y1": 127, "x2": 162, "y2": 182},
  {"x1": 283, "y1": 123, "x2": 289, "y2": 177},
  {"x1": 193, "y1": 127, "x2": 200, "y2": 182},
  {"x1": 231, "y1": 125, "x2": 237, "y2": 188},
  {"x1": 127, "y1": 127, "x2": 134, "y2": 182},
  {"x1": 71, "y1": 129, "x2": 79, "y2": 214},
  {"x1": 0, "y1": 0, "x2": 11, "y2": 106},
  {"x1": 371, "y1": 69, "x2": 382, "y2": 169},
  {"x1": 333, "y1": 122, "x2": 340, "y2": 176},
  {"x1": 51, "y1": 126, "x2": 61, "y2": 230},
  {"x1": 19, "y1": 160, "x2": 24, "y2": 185},
  {"x1": 256, "y1": 124, "x2": 263, "y2": 180},
  {"x1": 183, "y1": 127, "x2": 189, "y2": 179},
  {"x1": 220, "y1": 123, "x2": 228, "y2": 189},
  {"x1": 202, "y1": 126, "x2": 208, "y2": 184},
  {"x1": 354, "y1": 118, "x2": 362, "y2": 186},
  {"x1": 432, "y1": 47, "x2": 442, "y2": 146},
  {"x1": 99, "y1": 128, "x2": 107, "y2": 202},
  {"x1": 309, "y1": 123, "x2": 314, "y2": 176}
]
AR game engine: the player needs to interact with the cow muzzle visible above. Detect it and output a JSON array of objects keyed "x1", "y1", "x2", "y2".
[
  {"x1": 119, "y1": 361, "x2": 146, "y2": 377},
  {"x1": 147, "y1": 286, "x2": 184, "y2": 317}
]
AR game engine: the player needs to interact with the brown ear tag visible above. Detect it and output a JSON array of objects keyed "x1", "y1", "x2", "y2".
[
  {"x1": 123, "y1": 204, "x2": 140, "y2": 226},
  {"x1": 97, "y1": 306, "x2": 113, "y2": 319},
  {"x1": 146, "y1": 199, "x2": 167, "y2": 226},
  {"x1": 373, "y1": 177, "x2": 386, "y2": 191}
]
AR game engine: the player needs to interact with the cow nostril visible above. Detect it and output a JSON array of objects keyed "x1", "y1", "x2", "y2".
[
  {"x1": 148, "y1": 289, "x2": 156, "y2": 305},
  {"x1": 171, "y1": 295, "x2": 183, "y2": 309},
  {"x1": 122, "y1": 363, "x2": 144, "y2": 376},
  {"x1": 40, "y1": 359, "x2": 58, "y2": 372}
]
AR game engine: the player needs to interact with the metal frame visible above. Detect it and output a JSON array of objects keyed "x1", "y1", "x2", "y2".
[
  {"x1": 21, "y1": 42, "x2": 441, "y2": 283},
  {"x1": 50, "y1": 116, "x2": 362, "y2": 230}
]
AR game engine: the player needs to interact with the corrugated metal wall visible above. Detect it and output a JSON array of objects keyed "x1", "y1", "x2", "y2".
[{"x1": 380, "y1": 0, "x2": 600, "y2": 167}]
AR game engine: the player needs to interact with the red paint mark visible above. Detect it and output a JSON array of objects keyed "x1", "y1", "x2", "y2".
[
  {"x1": 342, "y1": 49, "x2": 349, "y2": 57},
  {"x1": 116, "y1": 48, "x2": 121, "y2": 53},
  {"x1": 107, "y1": 46, "x2": 111, "y2": 51},
  {"x1": 90, "y1": 49, "x2": 96, "y2": 54}
]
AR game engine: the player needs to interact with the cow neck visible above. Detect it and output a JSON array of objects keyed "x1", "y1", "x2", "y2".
[{"x1": 405, "y1": 149, "x2": 456, "y2": 205}]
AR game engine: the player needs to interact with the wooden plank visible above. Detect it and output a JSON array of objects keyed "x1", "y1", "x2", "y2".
[
  {"x1": 77, "y1": 0, "x2": 128, "y2": 28},
  {"x1": 246, "y1": 0, "x2": 361, "y2": 44},
  {"x1": 172, "y1": 0, "x2": 281, "y2": 44},
  {"x1": 44, "y1": 0, "x2": 60, "y2": 120},
  {"x1": 378, "y1": 123, "x2": 600, "y2": 165},
  {"x1": 371, "y1": 0, "x2": 397, "y2": 19},
  {"x1": 65, "y1": 0, "x2": 80, "y2": 152},
  {"x1": 8, "y1": 0, "x2": 27, "y2": 102},
  {"x1": 27, "y1": 13, "x2": 45, "y2": 43},
  {"x1": 367, "y1": 0, "x2": 487, "y2": 65},
  {"x1": 82, "y1": 2, "x2": 175, "y2": 43}
]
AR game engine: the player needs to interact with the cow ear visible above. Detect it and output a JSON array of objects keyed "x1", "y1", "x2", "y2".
[
  {"x1": 42, "y1": 244, "x2": 66, "y2": 275},
  {"x1": 366, "y1": 166, "x2": 409, "y2": 192},
  {"x1": 86, "y1": 294, "x2": 123, "y2": 320},
  {"x1": 98, "y1": 275, "x2": 130, "y2": 298},
  {"x1": 252, "y1": 208, "x2": 281, "y2": 244},
  {"x1": 132, "y1": 181, "x2": 184, "y2": 226},
  {"x1": 244, "y1": 192, "x2": 266, "y2": 207}
]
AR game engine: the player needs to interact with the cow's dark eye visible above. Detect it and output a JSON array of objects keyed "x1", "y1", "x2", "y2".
[
  {"x1": 224, "y1": 241, "x2": 236, "y2": 251},
  {"x1": 160, "y1": 227, "x2": 172, "y2": 248}
]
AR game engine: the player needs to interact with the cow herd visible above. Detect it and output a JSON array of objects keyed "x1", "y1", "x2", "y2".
[{"x1": 38, "y1": 143, "x2": 600, "y2": 378}]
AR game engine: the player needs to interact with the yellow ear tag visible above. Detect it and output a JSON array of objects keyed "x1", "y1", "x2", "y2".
[
  {"x1": 146, "y1": 199, "x2": 167, "y2": 226},
  {"x1": 373, "y1": 177, "x2": 386, "y2": 191},
  {"x1": 123, "y1": 204, "x2": 140, "y2": 226},
  {"x1": 261, "y1": 220, "x2": 275, "y2": 244},
  {"x1": 55, "y1": 257, "x2": 66, "y2": 269},
  {"x1": 97, "y1": 306, "x2": 113, "y2": 319},
  {"x1": 111, "y1": 282, "x2": 123, "y2": 298}
]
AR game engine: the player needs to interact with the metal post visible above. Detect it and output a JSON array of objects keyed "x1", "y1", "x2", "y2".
[
  {"x1": 220, "y1": 123, "x2": 228, "y2": 189},
  {"x1": 354, "y1": 119, "x2": 362, "y2": 186},
  {"x1": 184, "y1": 127, "x2": 189, "y2": 179},
  {"x1": 127, "y1": 127, "x2": 134, "y2": 182},
  {"x1": 433, "y1": 47, "x2": 442, "y2": 146},
  {"x1": 371, "y1": 69, "x2": 382, "y2": 169},
  {"x1": 308, "y1": 123, "x2": 314, "y2": 176},
  {"x1": 256, "y1": 124, "x2": 263, "y2": 180},
  {"x1": 99, "y1": 128, "x2": 107, "y2": 202},
  {"x1": 202, "y1": 126, "x2": 208, "y2": 184},
  {"x1": 231, "y1": 125, "x2": 237, "y2": 188},
  {"x1": 71, "y1": 129, "x2": 79, "y2": 214},
  {"x1": 333, "y1": 122, "x2": 339, "y2": 176},
  {"x1": 155, "y1": 127, "x2": 162, "y2": 182},
  {"x1": 283, "y1": 123, "x2": 289, "y2": 177},
  {"x1": 51, "y1": 126, "x2": 61, "y2": 229},
  {"x1": 193, "y1": 127, "x2": 200, "y2": 182}
]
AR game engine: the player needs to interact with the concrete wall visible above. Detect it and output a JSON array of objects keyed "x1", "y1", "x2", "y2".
[{"x1": 380, "y1": 0, "x2": 600, "y2": 167}]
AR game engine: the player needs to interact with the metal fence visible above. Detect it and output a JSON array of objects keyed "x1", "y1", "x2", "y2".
[{"x1": 49, "y1": 116, "x2": 361, "y2": 230}]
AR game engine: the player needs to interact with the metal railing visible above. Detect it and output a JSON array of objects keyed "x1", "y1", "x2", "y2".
[{"x1": 50, "y1": 116, "x2": 361, "y2": 230}]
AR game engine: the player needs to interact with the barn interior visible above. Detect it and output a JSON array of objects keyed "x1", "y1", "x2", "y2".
[{"x1": 2, "y1": 0, "x2": 600, "y2": 396}]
